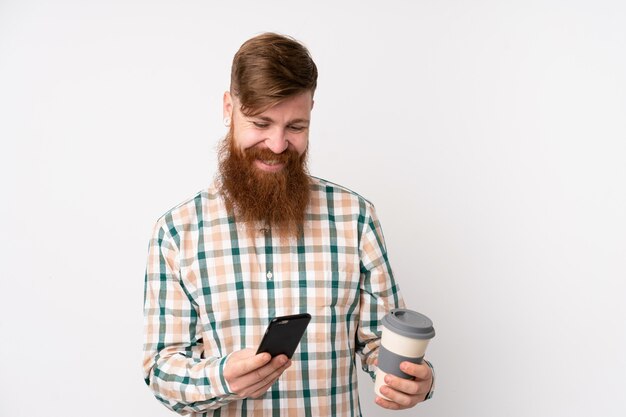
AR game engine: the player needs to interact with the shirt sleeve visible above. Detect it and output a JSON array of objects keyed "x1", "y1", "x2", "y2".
[
  {"x1": 423, "y1": 359, "x2": 436, "y2": 400},
  {"x1": 143, "y1": 219, "x2": 237, "y2": 414},
  {"x1": 355, "y1": 202, "x2": 405, "y2": 380},
  {"x1": 355, "y1": 203, "x2": 436, "y2": 401}
]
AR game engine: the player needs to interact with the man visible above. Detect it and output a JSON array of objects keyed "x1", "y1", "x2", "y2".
[{"x1": 143, "y1": 33, "x2": 433, "y2": 416}]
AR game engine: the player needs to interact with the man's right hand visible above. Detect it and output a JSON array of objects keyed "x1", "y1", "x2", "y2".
[{"x1": 223, "y1": 348, "x2": 292, "y2": 399}]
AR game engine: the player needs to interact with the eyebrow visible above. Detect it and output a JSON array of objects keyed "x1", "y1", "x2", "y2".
[{"x1": 254, "y1": 116, "x2": 310, "y2": 125}]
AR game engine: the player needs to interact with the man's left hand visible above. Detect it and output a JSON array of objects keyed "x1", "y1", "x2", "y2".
[{"x1": 375, "y1": 360, "x2": 433, "y2": 410}]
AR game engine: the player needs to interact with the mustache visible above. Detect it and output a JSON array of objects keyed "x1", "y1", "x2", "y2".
[{"x1": 243, "y1": 146, "x2": 302, "y2": 165}]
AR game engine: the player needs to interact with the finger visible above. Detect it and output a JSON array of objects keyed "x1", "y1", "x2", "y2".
[
  {"x1": 375, "y1": 395, "x2": 403, "y2": 410},
  {"x1": 232, "y1": 356, "x2": 290, "y2": 395},
  {"x1": 384, "y1": 374, "x2": 422, "y2": 396},
  {"x1": 243, "y1": 357, "x2": 291, "y2": 391},
  {"x1": 244, "y1": 359, "x2": 292, "y2": 398},
  {"x1": 250, "y1": 379, "x2": 277, "y2": 399},
  {"x1": 228, "y1": 352, "x2": 272, "y2": 378},
  {"x1": 378, "y1": 384, "x2": 413, "y2": 408},
  {"x1": 249, "y1": 365, "x2": 288, "y2": 399},
  {"x1": 243, "y1": 355, "x2": 289, "y2": 381},
  {"x1": 400, "y1": 361, "x2": 431, "y2": 380}
]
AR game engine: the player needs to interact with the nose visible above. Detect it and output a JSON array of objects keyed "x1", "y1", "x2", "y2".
[{"x1": 264, "y1": 127, "x2": 289, "y2": 154}]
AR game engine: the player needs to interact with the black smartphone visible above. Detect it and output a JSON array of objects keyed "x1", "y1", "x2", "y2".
[{"x1": 256, "y1": 313, "x2": 312, "y2": 358}]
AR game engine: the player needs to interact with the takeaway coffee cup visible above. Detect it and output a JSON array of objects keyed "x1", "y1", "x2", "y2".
[{"x1": 374, "y1": 309, "x2": 435, "y2": 400}]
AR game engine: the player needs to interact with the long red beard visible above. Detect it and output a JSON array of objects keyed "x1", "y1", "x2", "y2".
[{"x1": 217, "y1": 133, "x2": 310, "y2": 238}]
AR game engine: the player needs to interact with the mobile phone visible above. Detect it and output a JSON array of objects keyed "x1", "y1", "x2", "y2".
[{"x1": 256, "y1": 313, "x2": 312, "y2": 358}]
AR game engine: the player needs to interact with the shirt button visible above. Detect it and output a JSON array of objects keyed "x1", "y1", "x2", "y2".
[{"x1": 266, "y1": 271, "x2": 273, "y2": 280}]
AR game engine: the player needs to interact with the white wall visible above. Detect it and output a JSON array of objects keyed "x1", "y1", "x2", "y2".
[{"x1": 1, "y1": 1, "x2": 625, "y2": 416}]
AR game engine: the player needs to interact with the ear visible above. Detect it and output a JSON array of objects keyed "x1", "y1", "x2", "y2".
[{"x1": 223, "y1": 91, "x2": 233, "y2": 120}]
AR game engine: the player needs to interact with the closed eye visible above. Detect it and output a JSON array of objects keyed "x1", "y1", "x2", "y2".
[{"x1": 253, "y1": 122, "x2": 270, "y2": 128}]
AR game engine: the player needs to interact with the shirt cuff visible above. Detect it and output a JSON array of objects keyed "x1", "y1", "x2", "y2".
[
  {"x1": 206, "y1": 354, "x2": 235, "y2": 399},
  {"x1": 423, "y1": 359, "x2": 435, "y2": 400}
]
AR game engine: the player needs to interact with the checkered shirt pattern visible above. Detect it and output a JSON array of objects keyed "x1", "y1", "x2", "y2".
[{"x1": 143, "y1": 176, "x2": 407, "y2": 416}]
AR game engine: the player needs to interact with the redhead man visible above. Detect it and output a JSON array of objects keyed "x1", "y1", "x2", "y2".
[{"x1": 143, "y1": 33, "x2": 433, "y2": 417}]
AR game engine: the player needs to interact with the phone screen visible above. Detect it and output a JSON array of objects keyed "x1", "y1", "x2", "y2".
[{"x1": 256, "y1": 313, "x2": 311, "y2": 358}]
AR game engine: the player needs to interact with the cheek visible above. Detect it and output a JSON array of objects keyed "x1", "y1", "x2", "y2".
[
  {"x1": 290, "y1": 135, "x2": 309, "y2": 155},
  {"x1": 235, "y1": 129, "x2": 265, "y2": 150}
]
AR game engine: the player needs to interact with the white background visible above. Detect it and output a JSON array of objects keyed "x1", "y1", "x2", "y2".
[{"x1": 1, "y1": 1, "x2": 625, "y2": 416}]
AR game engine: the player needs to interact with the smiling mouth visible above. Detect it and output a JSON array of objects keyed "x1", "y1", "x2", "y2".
[
  {"x1": 255, "y1": 159, "x2": 285, "y2": 172},
  {"x1": 261, "y1": 159, "x2": 282, "y2": 165}
]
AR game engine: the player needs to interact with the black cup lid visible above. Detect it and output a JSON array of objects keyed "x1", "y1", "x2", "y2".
[{"x1": 382, "y1": 309, "x2": 435, "y2": 339}]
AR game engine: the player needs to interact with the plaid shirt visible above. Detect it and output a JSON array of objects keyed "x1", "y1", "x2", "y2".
[{"x1": 143, "y1": 176, "x2": 408, "y2": 416}]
